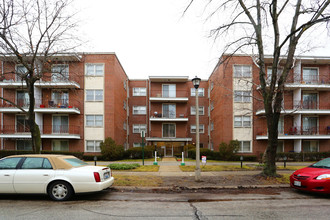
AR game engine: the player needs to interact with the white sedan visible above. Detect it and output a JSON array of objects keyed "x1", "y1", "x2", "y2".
[{"x1": 0, "y1": 154, "x2": 114, "y2": 201}]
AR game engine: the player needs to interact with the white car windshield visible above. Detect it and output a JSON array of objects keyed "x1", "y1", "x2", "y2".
[{"x1": 64, "y1": 158, "x2": 88, "y2": 167}]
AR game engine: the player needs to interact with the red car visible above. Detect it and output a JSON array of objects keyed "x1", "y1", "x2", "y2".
[{"x1": 290, "y1": 158, "x2": 330, "y2": 194}]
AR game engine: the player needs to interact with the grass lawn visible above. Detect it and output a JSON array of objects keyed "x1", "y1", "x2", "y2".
[
  {"x1": 111, "y1": 158, "x2": 161, "y2": 162},
  {"x1": 112, "y1": 165, "x2": 159, "y2": 172},
  {"x1": 276, "y1": 166, "x2": 305, "y2": 170},
  {"x1": 113, "y1": 174, "x2": 162, "y2": 187},
  {"x1": 180, "y1": 165, "x2": 256, "y2": 172}
]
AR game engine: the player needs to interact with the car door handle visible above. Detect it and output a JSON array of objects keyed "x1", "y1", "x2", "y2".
[
  {"x1": 43, "y1": 174, "x2": 49, "y2": 176},
  {"x1": 4, "y1": 174, "x2": 10, "y2": 176}
]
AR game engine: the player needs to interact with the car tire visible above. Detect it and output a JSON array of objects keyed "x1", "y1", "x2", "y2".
[{"x1": 48, "y1": 181, "x2": 73, "y2": 201}]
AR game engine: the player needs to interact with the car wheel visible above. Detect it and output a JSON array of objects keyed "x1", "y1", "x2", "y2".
[{"x1": 48, "y1": 181, "x2": 73, "y2": 201}]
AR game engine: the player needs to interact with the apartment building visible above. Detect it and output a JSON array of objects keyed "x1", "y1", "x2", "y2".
[
  {"x1": 0, "y1": 53, "x2": 128, "y2": 154},
  {"x1": 129, "y1": 76, "x2": 210, "y2": 157},
  {"x1": 209, "y1": 55, "x2": 330, "y2": 155},
  {"x1": 0, "y1": 53, "x2": 328, "y2": 156}
]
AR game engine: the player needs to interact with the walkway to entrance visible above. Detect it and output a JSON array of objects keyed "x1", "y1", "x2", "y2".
[{"x1": 159, "y1": 157, "x2": 182, "y2": 175}]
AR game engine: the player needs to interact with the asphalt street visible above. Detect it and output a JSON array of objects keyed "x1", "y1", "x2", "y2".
[{"x1": 1, "y1": 188, "x2": 329, "y2": 220}]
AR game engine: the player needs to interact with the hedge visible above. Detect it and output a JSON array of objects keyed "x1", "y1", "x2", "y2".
[
  {"x1": 187, "y1": 149, "x2": 257, "y2": 161},
  {"x1": 124, "y1": 146, "x2": 155, "y2": 159},
  {"x1": 275, "y1": 152, "x2": 330, "y2": 162},
  {"x1": 0, "y1": 150, "x2": 84, "y2": 159},
  {"x1": 108, "y1": 163, "x2": 140, "y2": 170}
]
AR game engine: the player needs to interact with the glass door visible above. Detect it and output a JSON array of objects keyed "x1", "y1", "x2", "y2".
[
  {"x1": 162, "y1": 84, "x2": 176, "y2": 98},
  {"x1": 52, "y1": 115, "x2": 69, "y2": 133}
]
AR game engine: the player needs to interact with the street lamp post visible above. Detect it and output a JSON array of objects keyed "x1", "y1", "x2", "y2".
[{"x1": 192, "y1": 76, "x2": 201, "y2": 182}]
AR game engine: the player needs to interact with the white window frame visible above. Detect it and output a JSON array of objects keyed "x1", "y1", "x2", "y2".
[
  {"x1": 191, "y1": 106, "x2": 205, "y2": 115},
  {"x1": 302, "y1": 140, "x2": 319, "y2": 152},
  {"x1": 238, "y1": 141, "x2": 252, "y2": 153},
  {"x1": 302, "y1": 67, "x2": 319, "y2": 83},
  {"x1": 86, "y1": 89, "x2": 103, "y2": 101},
  {"x1": 86, "y1": 140, "x2": 102, "y2": 152},
  {"x1": 85, "y1": 63, "x2": 104, "y2": 76},
  {"x1": 16, "y1": 140, "x2": 32, "y2": 151},
  {"x1": 133, "y1": 124, "x2": 147, "y2": 134},
  {"x1": 51, "y1": 64, "x2": 69, "y2": 81},
  {"x1": 162, "y1": 123, "x2": 176, "y2": 138},
  {"x1": 86, "y1": 115, "x2": 103, "y2": 127},
  {"x1": 233, "y1": 65, "x2": 252, "y2": 78},
  {"x1": 190, "y1": 124, "x2": 205, "y2": 133},
  {"x1": 234, "y1": 91, "x2": 251, "y2": 103},
  {"x1": 133, "y1": 106, "x2": 146, "y2": 115},
  {"x1": 133, "y1": 87, "x2": 147, "y2": 96},
  {"x1": 190, "y1": 88, "x2": 204, "y2": 97},
  {"x1": 133, "y1": 143, "x2": 142, "y2": 148},
  {"x1": 162, "y1": 103, "x2": 176, "y2": 118},
  {"x1": 162, "y1": 84, "x2": 176, "y2": 98},
  {"x1": 52, "y1": 140, "x2": 69, "y2": 151},
  {"x1": 234, "y1": 116, "x2": 251, "y2": 128}
]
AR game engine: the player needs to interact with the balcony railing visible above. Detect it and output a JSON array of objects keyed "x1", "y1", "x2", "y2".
[
  {"x1": 286, "y1": 75, "x2": 329, "y2": 84},
  {"x1": 256, "y1": 126, "x2": 330, "y2": 136},
  {"x1": 151, "y1": 112, "x2": 188, "y2": 119},
  {"x1": 150, "y1": 90, "x2": 189, "y2": 98},
  {"x1": 0, "y1": 98, "x2": 80, "y2": 109},
  {"x1": 255, "y1": 100, "x2": 329, "y2": 113},
  {"x1": 0, "y1": 125, "x2": 80, "y2": 135}
]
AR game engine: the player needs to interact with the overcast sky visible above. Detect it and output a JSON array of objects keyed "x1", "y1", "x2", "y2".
[{"x1": 74, "y1": 0, "x2": 330, "y2": 80}]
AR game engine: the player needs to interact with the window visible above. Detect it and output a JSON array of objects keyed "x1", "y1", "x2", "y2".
[
  {"x1": 133, "y1": 87, "x2": 147, "y2": 96},
  {"x1": 52, "y1": 90, "x2": 69, "y2": 106},
  {"x1": 0, "y1": 157, "x2": 23, "y2": 169},
  {"x1": 52, "y1": 140, "x2": 69, "y2": 151},
  {"x1": 133, "y1": 143, "x2": 142, "y2": 147},
  {"x1": 162, "y1": 84, "x2": 176, "y2": 98},
  {"x1": 211, "y1": 122, "x2": 214, "y2": 131},
  {"x1": 16, "y1": 65, "x2": 27, "y2": 81},
  {"x1": 123, "y1": 101, "x2": 127, "y2": 110},
  {"x1": 16, "y1": 115, "x2": 29, "y2": 132},
  {"x1": 17, "y1": 91, "x2": 29, "y2": 107},
  {"x1": 238, "y1": 141, "x2": 251, "y2": 153},
  {"x1": 191, "y1": 88, "x2": 204, "y2": 96},
  {"x1": 133, "y1": 106, "x2": 146, "y2": 115},
  {"x1": 86, "y1": 140, "x2": 101, "y2": 152},
  {"x1": 191, "y1": 125, "x2": 204, "y2": 133},
  {"x1": 302, "y1": 93, "x2": 318, "y2": 109},
  {"x1": 163, "y1": 123, "x2": 175, "y2": 138},
  {"x1": 53, "y1": 115, "x2": 69, "y2": 133},
  {"x1": 234, "y1": 91, "x2": 251, "y2": 102},
  {"x1": 278, "y1": 116, "x2": 284, "y2": 134},
  {"x1": 133, "y1": 124, "x2": 147, "y2": 134},
  {"x1": 86, "y1": 64, "x2": 104, "y2": 76},
  {"x1": 51, "y1": 64, "x2": 69, "y2": 82},
  {"x1": 303, "y1": 68, "x2": 318, "y2": 83},
  {"x1": 302, "y1": 116, "x2": 318, "y2": 135},
  {"x1": 276, "y1": 141, "x2": 284, "y2": 153},
  {"x1": 234, "y1": 65, "x2": 251, "y2": 77},
  {"x1": 86, "y1": 90, "x2": 103, "y2": 101},
  {"x1": 163, "y1": 104, "x2": 176, "y2": 118},
  {"x1": 16, "y1": 140, "x2": 32, "y2": 150},
  {"x1": 267, "y1": 67, "x2": 283, "y2": 82},
  {"x1": 303, "y1": 141, "x2": 319, "y2": 152},
  {"x1": 234, "y1": 116, "x2": 251, "y2": 127},
  {"x1": 86, "y1": 115, "x2": 103, "y2": 127},
  {"x1": 21, "y1": 158, "x2": 52, "y2": 169},
  {"x1": 191, "y1": 106, "x2": 204, "y2": 115}
]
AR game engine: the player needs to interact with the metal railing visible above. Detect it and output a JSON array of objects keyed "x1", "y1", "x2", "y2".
[
  {"x1": 0, "y1": 124, "x2": 80, "y2": 135},
  {"x1": 256, "y1": 126, "x2": 330, "y2": 136}
]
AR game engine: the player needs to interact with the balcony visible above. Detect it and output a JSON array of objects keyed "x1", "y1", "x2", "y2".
[
  {"x1": 150, "y1": 113, "x2": 188, "y2": 122},
  {"x1": 146, "y1": 137, "x2": 192, "y2": 142},
  {"x1": 255, "y1": 101, "x2": 330, "y2": 115},
  {"x1": 256, "y1": 126, "x2": 330, "y2": 140},
  {"x1": 35, "y1": 74, "x2": 80, "y2": 89},
  {"x1": 149, "y1": 90, "x2": 189, "y2": 102},
  {"x1": 285, "y1": 75, "x2": 330, "y2": 90},
  {"x1": 0, "y1": 125, "x2": 80, "y2": 139},
  {"x1": 0, "y1": 98, "x2": 80, "y2": 114},
  {"x1": 0, "y1": 74, "x2": 80, "y2": 89}
]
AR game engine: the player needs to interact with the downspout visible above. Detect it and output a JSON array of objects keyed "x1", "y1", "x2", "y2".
[
  {"x1": 147, "y1": 79, "x2": 150, "y2": 146},
  {"x1": 126, "y1": 78, "x2": 129, "y2": 150},
  {"x1": 1, "y1": 61, "x2": 3, "y2": 149}
]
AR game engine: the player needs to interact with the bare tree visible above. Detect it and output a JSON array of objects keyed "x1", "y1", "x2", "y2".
[
  {"x1": 186, "y1": 0, "x2": 330, "y2": 176},
  {"x1": 0, "y1": 0, "x2": 79, "y2": 153}
]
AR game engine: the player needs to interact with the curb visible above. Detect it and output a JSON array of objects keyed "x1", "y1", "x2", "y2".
[{"x1": 112, "y1": 184, "x2": 290, "y2": 192}]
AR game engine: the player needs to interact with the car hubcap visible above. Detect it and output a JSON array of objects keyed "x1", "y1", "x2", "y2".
[{"x1": 52, "y1": 184, "x2": 67, "y2": 199}]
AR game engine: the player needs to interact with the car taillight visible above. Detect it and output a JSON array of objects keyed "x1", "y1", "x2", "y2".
[{"x1": 94, "y1": 172, "x2": 101, "y2": 182}]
